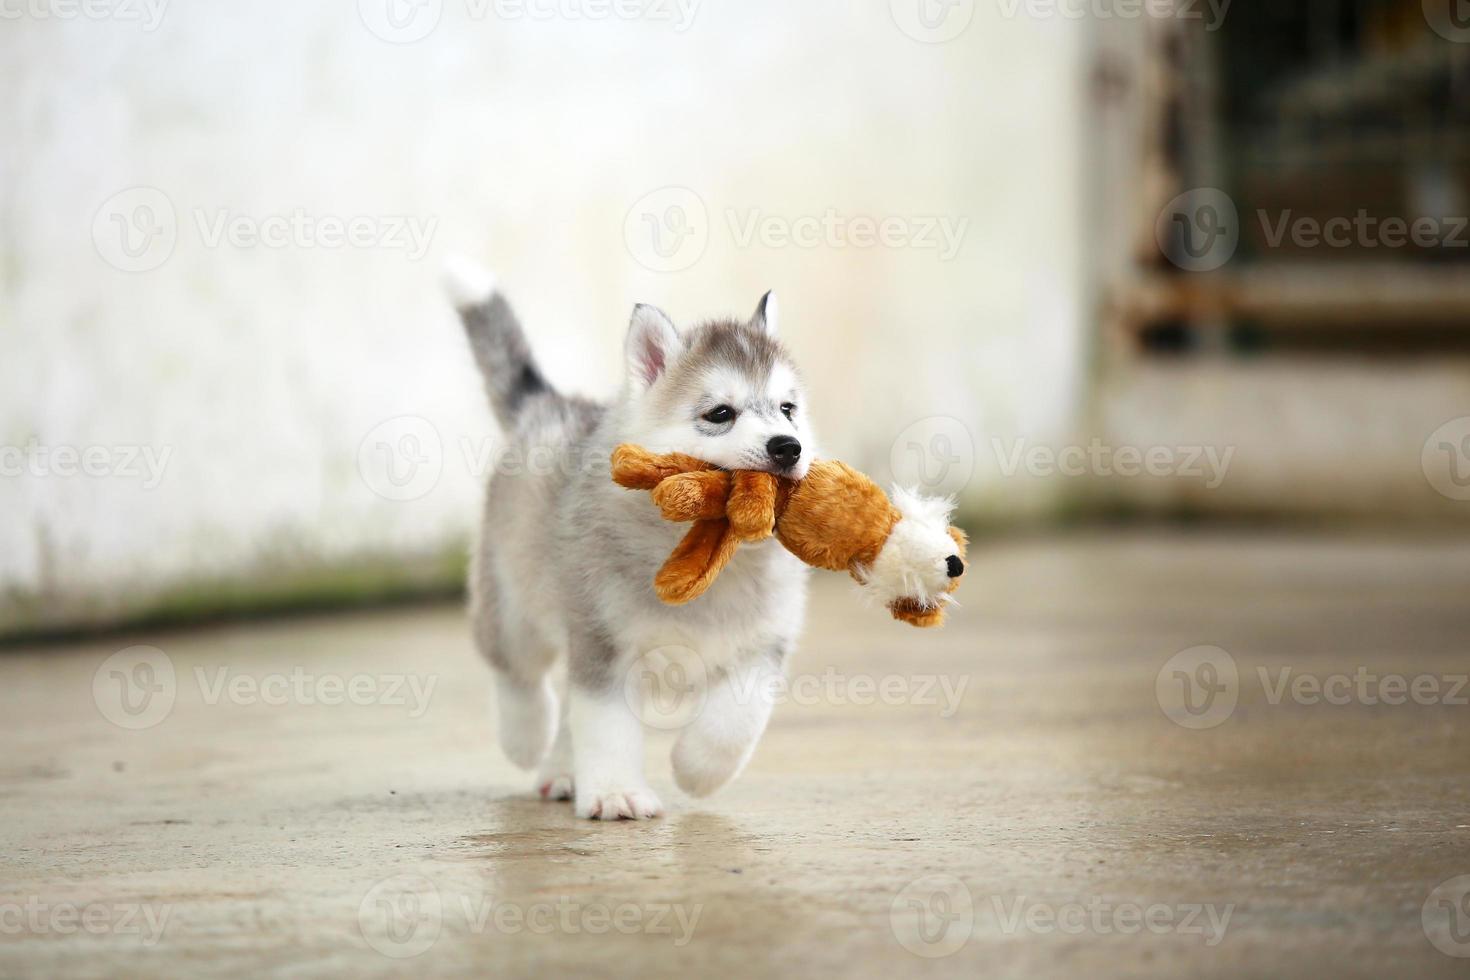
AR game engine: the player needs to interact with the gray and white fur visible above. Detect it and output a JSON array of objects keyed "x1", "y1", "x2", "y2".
[{"x1": 448, "y1": 257, "x2": 815, "y2": 820}]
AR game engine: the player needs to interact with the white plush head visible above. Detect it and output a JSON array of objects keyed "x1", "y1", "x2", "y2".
[{"x1": 855, "y1": 487, "x2": 966, "y2": 613}]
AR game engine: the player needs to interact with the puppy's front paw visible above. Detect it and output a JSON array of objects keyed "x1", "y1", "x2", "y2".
[
  {"x1": 574, "y1": 785, "x2": 664, "y2": 821},
  {"x1": 672, "y1": 735, "x2": 751, "y2": 798}
]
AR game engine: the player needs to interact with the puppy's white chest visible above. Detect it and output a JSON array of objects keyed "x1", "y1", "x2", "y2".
[{"x1": 622, "y1": 541, "x2": 809, "y2": 669}]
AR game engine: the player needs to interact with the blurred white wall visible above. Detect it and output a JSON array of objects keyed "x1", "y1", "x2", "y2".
[{"x1": 0, "y1": 0, "x2": 1087, "y2": 629}]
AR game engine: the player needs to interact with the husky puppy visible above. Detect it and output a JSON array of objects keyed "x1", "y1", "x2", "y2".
[{"x1": 448, "y1": 258, "x2": 815, "y2": 820}]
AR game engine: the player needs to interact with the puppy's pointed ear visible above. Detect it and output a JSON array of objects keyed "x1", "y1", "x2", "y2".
[
  {"x1": 751, "y1": 290, "x2": 779, "y2": 336},
  {"x1": 625, "y1": 304, "x2": 680, "y2": 390}
]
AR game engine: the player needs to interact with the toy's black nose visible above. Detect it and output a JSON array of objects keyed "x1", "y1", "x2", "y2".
[
  {"x1": 767, "y1": 435, "x2": 802, "y2": 469},
  {"x1": 946, "y1": 555, "x2": 965, "y2": 578}
]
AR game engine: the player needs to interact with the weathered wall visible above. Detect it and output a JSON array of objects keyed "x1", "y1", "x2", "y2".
[{"x1": 0, "y1": 1, "x2": 1088, "y2": 631}]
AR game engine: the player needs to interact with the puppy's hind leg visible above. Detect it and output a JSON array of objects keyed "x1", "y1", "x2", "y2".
[
  {"x1": 471, "y1": 592, "x2": 560, "y2": 771},
  {"x1": 496, "y1": 669, "x2": 558, "y2": 770},
  {"x1": 535, "y1": 698, "x2": 575, "y2": 801}
]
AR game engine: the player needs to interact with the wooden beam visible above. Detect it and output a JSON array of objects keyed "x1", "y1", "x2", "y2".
[{"x1": 1116, "y1": 264, "x2": 1470, "y2": 328}]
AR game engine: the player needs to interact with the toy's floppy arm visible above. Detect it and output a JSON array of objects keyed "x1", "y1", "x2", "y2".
[{"x1": 610, "y1": 446, "x2": 784, "y2": 604}]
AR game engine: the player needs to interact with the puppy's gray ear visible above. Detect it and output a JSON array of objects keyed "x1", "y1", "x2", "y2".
[
  {"x1": 625, "y1": 304, "x2": 680, "y2": 390},
  {"x1": 751, "y1": 291, "x2": 779, "y2": 336}
]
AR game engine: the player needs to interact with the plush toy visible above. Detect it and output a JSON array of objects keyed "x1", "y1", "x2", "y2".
[{"x1": 611, "y1": 444, "x2": 968, "y2": 627}]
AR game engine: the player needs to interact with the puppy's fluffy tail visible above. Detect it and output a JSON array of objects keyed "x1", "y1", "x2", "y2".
[{"x1": 445, "y1": 254, "x2": 557, "y2": 429}]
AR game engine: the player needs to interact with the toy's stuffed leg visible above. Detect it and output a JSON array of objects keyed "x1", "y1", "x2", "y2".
[
  {"x1": 671, "y1": 654, "x2": 783, "y2": 797},
  {"x1": 653, "y1": 518, "x2": 742, "y2": 604}
]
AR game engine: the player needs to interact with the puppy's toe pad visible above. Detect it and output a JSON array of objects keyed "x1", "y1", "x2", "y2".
[
  {"x1": 575, "y1": 788, "x2": 663, "y2": 821},
  {"x1": 537, "y1": 774, "x2": 574, "y2": 801}
]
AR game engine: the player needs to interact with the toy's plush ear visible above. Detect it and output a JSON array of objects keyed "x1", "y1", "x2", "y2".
[
  {"x1": 625, "y1": 304, "x2": 681, "y2": 390},
  {"x1": 750, "y1": 291, "x2": 779, "y2": 336}
]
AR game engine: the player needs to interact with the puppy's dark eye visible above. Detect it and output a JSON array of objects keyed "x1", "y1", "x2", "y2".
[
  {"x1": 781, "y1": 402, "x2": 797, "y2": 421},
  {"x1": 702, "y1": 405, "x2": 736, "y2": 425}
]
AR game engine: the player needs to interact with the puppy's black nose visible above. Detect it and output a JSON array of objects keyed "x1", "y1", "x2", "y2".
[
  {"x1": 946, "y1": 555, "x2": 965, "y2": 578},
  {"x1": 766, "y1": 435, "x2": 802, "y2": 469}
]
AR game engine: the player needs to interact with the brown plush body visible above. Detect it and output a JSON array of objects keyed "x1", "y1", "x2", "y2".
[{"x1": 611, "y1": 444, "x2": 966, "y2": 627}]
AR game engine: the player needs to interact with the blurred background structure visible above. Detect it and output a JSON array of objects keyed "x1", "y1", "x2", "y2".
[{"x1": 2, "y1": 0, "x2": 1468, "y2": 637}]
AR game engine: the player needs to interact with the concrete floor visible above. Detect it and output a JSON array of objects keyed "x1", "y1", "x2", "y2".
[{"x1": 3, "y1": 531, "x2": 1469, "y2": 978}]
